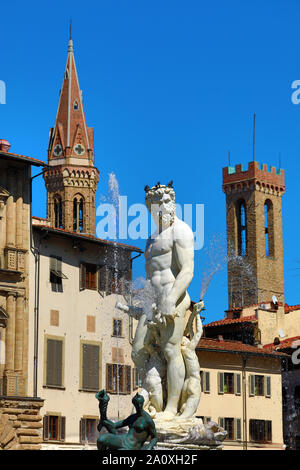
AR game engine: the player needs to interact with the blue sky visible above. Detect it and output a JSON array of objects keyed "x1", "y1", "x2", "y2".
[{"x1": 1, "y1": 0, "x2": 300, "y2": 324}]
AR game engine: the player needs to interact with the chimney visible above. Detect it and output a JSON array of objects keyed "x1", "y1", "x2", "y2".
[{"x1": 0, "y1": 139, "x2": 11, "y2": 152}]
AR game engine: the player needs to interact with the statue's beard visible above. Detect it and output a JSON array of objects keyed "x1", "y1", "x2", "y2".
[{"x1": 157, "y1": 211, "x2": 175, "y2": 230}]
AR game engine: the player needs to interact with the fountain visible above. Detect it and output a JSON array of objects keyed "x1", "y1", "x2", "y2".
[{"x1": 113, "y1": 182, "x2": 227, "y2": 450}]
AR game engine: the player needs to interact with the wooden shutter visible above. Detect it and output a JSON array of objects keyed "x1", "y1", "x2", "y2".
[
  {"x1": 204, "y1": 372, "x2": 210, "y2": 393},
  {"x1": 60, "y1": 416, "x2": 66, "y2": 442},
  {"x1": 219, "y1": 417, "x2": 225, "y2": 429},
  {"x1": 249, "y1": 375, "x2": 255, "y2": 396},
  {"x1": 132, "y1": 368, "x2": 137, "y2": 390},
  {"x1": 218, "y1": 372, "x2": 224, "y2": 394},
  {"x1": 235, "y1": 418, "x2": 242, "y2": 440},
  {"x1": 123, "y1": 266, "x2": 132, "y2": 296},
  {"x1": 126, "y1": 365, "x2": 131, "y2": 394},
  {"x1": 97, "y1": 265, "x2": 107, "y2": 293},
  {"x1": 235, "y1": 373, "x2": 241, "y2": 395},
  {"x1": 56, "y1": 257, "x2": 62, "y2": 275},
  {"x1": 106, "y1": 268, "x2": 112, "y2": 295},
  {"x1": 265, "y1": 420, "x2": 272, "y2": 442},
  {"x1": 79, "y1": 263, "x2": 86, "y2": 291},
  {"x1": 80, "y1": 418, "x2": 87, "y2": 444},
  {"x1": 82, "y1": 344, "x2": 99, "y2": 390},
  {"x1": 50, "y1": 256, "x2": 57, "y2": 274},
  {"x1": 43, "y1": 415, "x2": 49, "y2": 441},
  {"x1": 106, "y1": 364, "x2": 113, "y2": 393},
  {"x1": 118, "y1": 365, "x2": 124, "y2": 393},
  {"x1": 46, "y1": 339, "x2": 63, "y2": 387},
  {"x1": 265, "y1": 376, "x2": 271, "y2": 398}
]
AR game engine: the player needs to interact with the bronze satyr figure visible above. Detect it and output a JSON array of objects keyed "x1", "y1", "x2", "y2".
[{"x1": 95, "y1": 390, "x2": 157, "y2": 450}]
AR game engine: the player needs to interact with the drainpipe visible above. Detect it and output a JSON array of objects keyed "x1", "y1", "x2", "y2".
[{"x1": 242, "y1": 355, "x2": 248, "y2": 450}]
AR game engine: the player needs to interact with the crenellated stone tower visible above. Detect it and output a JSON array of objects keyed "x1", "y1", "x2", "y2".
[
  {"x1": 222, "y1": 161, "x2": 285, "y2": 308},
  {"x1": 43, "y1": 37, "x2": 99, "y2": 235}
]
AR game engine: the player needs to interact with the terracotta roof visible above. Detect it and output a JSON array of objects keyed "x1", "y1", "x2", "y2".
[
  {"x1": 284, "y1": 304, "x2": 300, "y2": 314},
  {"x1": 197, "y1": 337, "x2": 286, "y2": 357},
  {"x1": 0, "y1": 150, "x2": 45, "y2": 167},
  {"x1": 263, "y1": 336, "x2": 300, "y2": 352},
  {"x1": 204, "y1": 315, "x2": 257, "y2": 328},
  {"x1": 33, "y1": 223, "x2": 143, "y2": 253}
]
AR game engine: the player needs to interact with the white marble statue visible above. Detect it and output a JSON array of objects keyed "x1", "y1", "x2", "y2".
[{"x1": 117, "y1": 182, "x2": 203, "y2": 421}]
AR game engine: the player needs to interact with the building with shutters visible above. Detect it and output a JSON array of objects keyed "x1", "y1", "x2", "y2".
[
  {"x1": 193, "y1": 160, "x2": 300, "y2": 450},
  {"x1": 195, "y1": 336, "x2": 286, "y2": 450},
  {"x1": 25, "y1": 35, "x2": 143, "y2": 448},
  {"x1": 28, "y1": 220, "x2": 141, "y2": 447}
]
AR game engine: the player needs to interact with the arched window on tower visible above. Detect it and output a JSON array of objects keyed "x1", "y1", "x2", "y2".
[
  {"x1": 73, "y1": 195, "x2": 84, "y2": 232},
  {"x1": 73, "y1": 100, "x2": 79, "y2": 110},
  {"x1": 237, "y1": 200, "x2": 247, "y2": 257},
  {"x1": 54, "y1": 196, "x2": 63, "y2": 229},
  {"x1": 264, "y1": 199, "x2": 274, "y2": 258}
]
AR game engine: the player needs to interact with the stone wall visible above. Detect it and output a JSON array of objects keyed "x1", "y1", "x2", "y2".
[{"x1": 0, "y1": 397, "x2": 44, "y2": 450}]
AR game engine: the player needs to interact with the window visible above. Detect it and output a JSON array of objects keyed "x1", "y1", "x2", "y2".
[
  {"x1": 197, "y1": 416, "x2": 211, "y2": 424},
  {"x1": 255, "y1": 375, "x2": 264, "y2": 396},
  {"x1": 54, "y1": 196, "x2": 63, "y2": 229},
  {"x1": 50, "y1": 256, "x2": 67, "y2": 292},
  {"x1": 45, "y1": 338, "x2": 64, "y2": 388},
  {"x1": 73, "y1": 100, "x2": 79, "y2": 110},
  {"x1": 79, "y1": 263, "x2": 99, "y2": 291},
  {"x1": 80, "y1": 418, "x2": 98, "y2": 444},
  {"x1": 219, "y1": 417, "x2": 242, "y2": 441},
  {"x1": 43, "y1": 415, "x2": 65, "y2": 441},
  {"x1": 264, "y1": 200, "x2": 274, "y2": 258},
  {"x1": 81, "y1": 342, "x2": 101, "y2": 391},
  {"x1": 85, "y1": 263, "x2": 97, "y2": 290},
  {"x1": 249, "y1": 419, "x2": 272, "y2": 443},
  {"x1": 200, "y1": 371, "x2": 210, "y2": 393},
  {"x1": 224, "y1": 418, "x2": 234, "y2": 440},
  {"x1": 132, "y1": 368, "x2": 141, "y2": 390},
  {"x1": 224, "y1": 373, "x2": 234, "y2": 394},
  {"x1": 106, "y1": 364, "x2": 131, "y2": 394},
  {"x1": 113, "y1": 319, "x2": 123, "y2": 337},
  {"x1": 249, "y1": 375, "x2": 271, "y2": 397},
  {"x1": 237, "y1": 200, "x2": 247, "y2": 256},
  {"x1": 73, "y1": 195, "x2": 84, "y2": 232}
]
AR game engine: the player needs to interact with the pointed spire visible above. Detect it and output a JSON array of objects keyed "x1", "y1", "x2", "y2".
[{"x1": 48, "y1": 34, "x2": 94, "y2": 166}]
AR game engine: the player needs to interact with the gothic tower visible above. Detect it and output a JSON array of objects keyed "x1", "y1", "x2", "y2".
[
  {"x1": 43, "y1": 37, "x2": 99, "y2": 235},
  {"x1": 222, "y1": 161, "x2": 285, "y2": 309}
]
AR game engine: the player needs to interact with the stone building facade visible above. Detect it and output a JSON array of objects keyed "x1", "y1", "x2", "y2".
[
  {"x1": 0, "y1": 140, "x2": 45, "y2": 449},
  {"x1": 223, "y1": 162, "x2": 285, "y2": 308},
  {"x1": 0, "y1": 142, "x2": 44, "y2": 397}
]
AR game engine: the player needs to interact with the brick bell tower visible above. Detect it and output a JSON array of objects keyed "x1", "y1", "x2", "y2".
[
  {"x1": 44, "y1": 36, "x2": 99, "y2": 235},
  {"x1": 222, "y1": 161, "x2": 285, "y2": 309}
]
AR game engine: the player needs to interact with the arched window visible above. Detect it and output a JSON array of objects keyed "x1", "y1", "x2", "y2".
[
  {"x1": 73, "y1": 100, "x2": 79, "y2": 110},
  {"x1": 264, "y1": 199, "x2": 274, "y2": 258},
  {"x1": 237, "y1": 200, "x2": 247, "y2": 256},
  {"x1": 73, "y1": 195, "x2": 84, "y2": 232},
  {"x1": 54, "y1": 196, "x2": 63, "y2": 229}
]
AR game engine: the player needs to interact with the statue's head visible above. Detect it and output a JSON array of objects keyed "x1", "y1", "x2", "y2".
[
  {"x1": 145, "y1": 182, "x2": 175, "y2": 229},
  {"x1": 132, "y1": 392, "x2": 145, "y2": 411}
]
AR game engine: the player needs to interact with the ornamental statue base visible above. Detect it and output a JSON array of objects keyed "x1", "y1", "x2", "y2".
[{"x1": 153, "y1": 417, "x2": 227, "y2": 450}]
